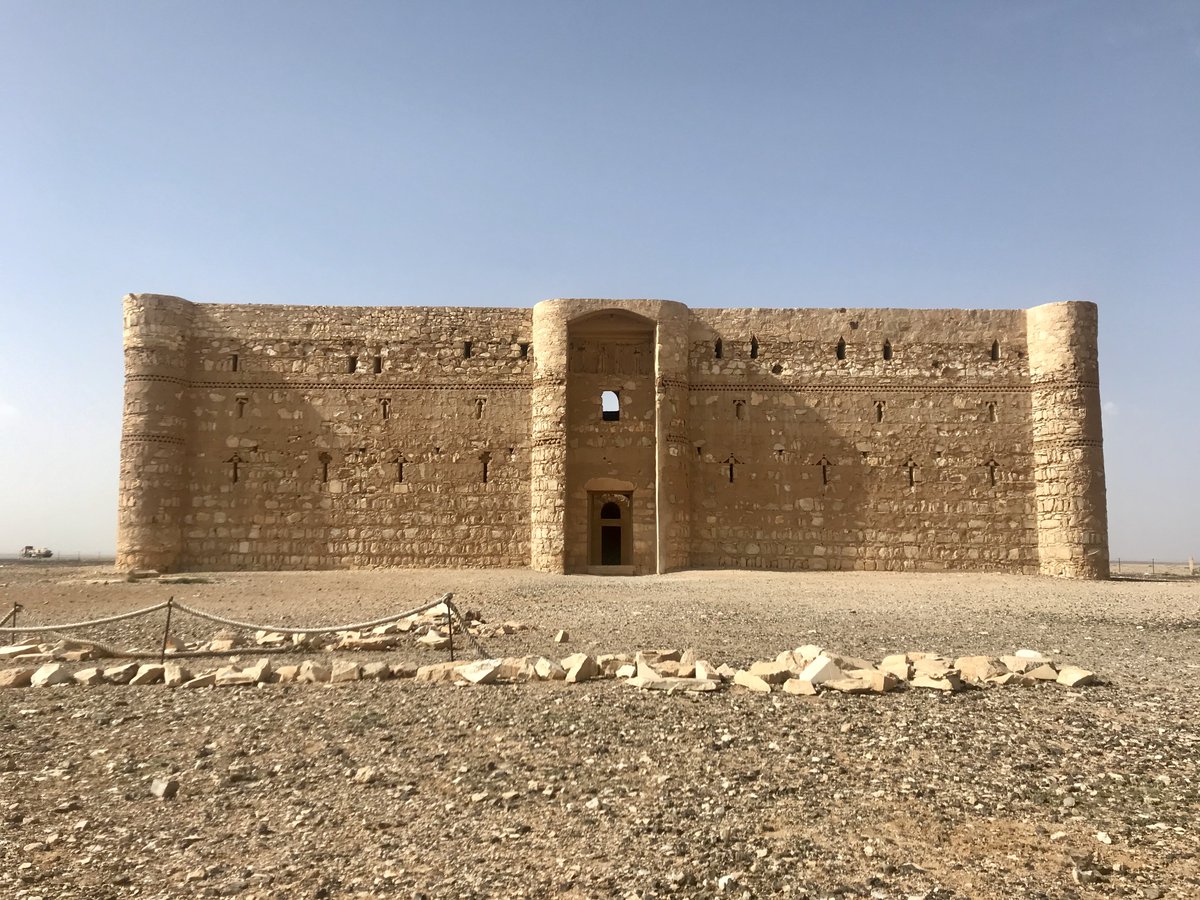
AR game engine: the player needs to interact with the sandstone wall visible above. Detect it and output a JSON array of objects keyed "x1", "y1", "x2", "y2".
[{"x1": 117, "y1": 294, "x2": 1108, "y2": 577}]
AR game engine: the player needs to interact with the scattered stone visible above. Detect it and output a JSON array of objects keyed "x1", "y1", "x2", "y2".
[
  {"x1": 31, "y1": 663, "x2": 73, "y2": 687},
  {"x1": 747, "y1": 660, "x2": 792, "y2": 684},
  {"x1": 796, "y1": 655, "x2": 843, "y2": 687},
  {"x1": 352, "y1": 767, "x2": 376, "y2": 784},
  {"x1": 360, "y1": 661, "x2": 391, "y2": 681},
  {"x1": 733, "y1": 670, "x2": 772, "y2": 693},
  {"x1": 299, "y1": 661, "x2": 332, "y2": 684},
  {"x1": 1056, "y1": 665, "x2": 1097, "y2": 687},
  {"x1": 824, "y1": 677, "x2": 873, "y2": 694},
  {"x1": 330, "y1": 661, "x2": 361, "y2": 683},
  {"x1": 181, "y1": 672, "x2": 216, "y2": 689},
  {"x1": 73, "y1": 667, "x2": 106, "y2": 686},
  {"x1": 244, "y1": 658, "x2": 274, "y2": 684},
  {"x1": 215, "y1": 666, "x2": 258, "y2": 687},
  {"x1": 163, "y1": 663, "x2": 190, "y2": 687},
  {"x1": 0, "y1": 644, "x2": 41, "y2": 660},
  {"x1": 1025, "y1": 663, "x2": 1060, "y2": 681},
  {"x1": 880, "y1": 653, "x2": 912, "y2": 681},
  {"x1": 782, "y1": 677, "x2": 817, "y2": 695},
  {"x1": 910, "y1": 672, "x2": 964, "y2": 692},
  {"x1": 554, "y1": 629, "x2": 569, "y2": 643},
  {"x1": 104, "y1": 663, "x2": 140, "y2": 684},
  {"x1": 150, "y1": 777, "x2": 179, "y2": 800},
  {"x1": 954, "y1": 655, "x2": 1006, "y2": 682},
  {"x1": 458, "y1": 659, "x2": 502, "y2": 685},
  {"x1": 417, "y1": 631, "x2": 450, "y2": 650},
  {"x1": 414, "y1": 661, "x2": 463, "y2": 684},
  {"x1": 129, "y1": 664, "x2": 165, "y2": 686},
  {"x1": 562, "y1": 653, "x2": 598, "y2": 683},
  {"x1": 533, "y1": 657, "x2": 566, "y2": 681},
  {"x1": 390, "y1": 662, "x2": 417, "y2": 679},
  {"x1": 0, "y1": 667, "x2": 35, "y2": 688}
]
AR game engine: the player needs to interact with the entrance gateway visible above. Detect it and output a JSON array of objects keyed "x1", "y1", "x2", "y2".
[{"x1": 588, "y1": 491, "x2": 633, "y2": 573}]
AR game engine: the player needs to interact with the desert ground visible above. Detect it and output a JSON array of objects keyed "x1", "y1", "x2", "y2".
[{"x1": 0, "y1": 562, "x2": 1197, "y2": 900}]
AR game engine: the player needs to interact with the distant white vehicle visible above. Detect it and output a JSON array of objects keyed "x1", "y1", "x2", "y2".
[{"x1": 18, "y1": 545, "x2": 53, "y2": 559}]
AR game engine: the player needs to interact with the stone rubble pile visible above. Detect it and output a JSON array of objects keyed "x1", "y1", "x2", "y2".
[
  {"x1": 0, "y1": 601, "x2": 532, "y2": 664},
  {"x1": 0, "y1": 643, "x2": 1097, "y2": 693}
]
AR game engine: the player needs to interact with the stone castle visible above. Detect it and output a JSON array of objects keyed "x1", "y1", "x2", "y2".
[{"x1": 117, "y1": 295, "x2": 1109, "y2": 578}]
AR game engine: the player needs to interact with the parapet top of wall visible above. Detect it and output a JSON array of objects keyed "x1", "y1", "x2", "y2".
[
  {"x1": 688, "y1": 305, "x2": 1028, "y2": 343},
  {"x1": 1025, "y1": 301, "x2": 1100, "y2": 381}
]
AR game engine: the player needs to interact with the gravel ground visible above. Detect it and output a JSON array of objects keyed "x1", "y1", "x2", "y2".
[{"x1": 1, "y1": 563, "x2": 1197, "y2": 900}]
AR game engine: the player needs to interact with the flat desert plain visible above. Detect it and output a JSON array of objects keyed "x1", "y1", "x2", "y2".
[{"x1": 0, "y1": 563, "x2": 1197, "y2": 900}]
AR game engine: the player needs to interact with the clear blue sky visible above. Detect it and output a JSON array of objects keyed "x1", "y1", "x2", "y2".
[{"x1": 1, "y1": 1, "x2": 1196, "y2": 561}]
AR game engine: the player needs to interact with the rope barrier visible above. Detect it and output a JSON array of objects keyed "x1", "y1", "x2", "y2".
[
  {"x1": 0, "y1": 601, "x2": 172, "y2": 634},
  {"x1": 0, "y1": 594, "x2": 452, "y2": 638},
  {"x1": 171, "y1": 593, "x2": 452, "y2": 636},
  {"x1": 447, "y1": 600, "x2": 491, "y2": 660}
]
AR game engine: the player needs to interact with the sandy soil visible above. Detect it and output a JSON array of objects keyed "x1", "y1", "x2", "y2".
[{"x1": 1, "y1": 563, "x2": 1197, "y2": 900}]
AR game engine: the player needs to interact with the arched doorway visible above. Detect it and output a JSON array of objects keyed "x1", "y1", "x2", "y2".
[{"x1": 588, "y1": 491, "x2": 632, "y2": 569}]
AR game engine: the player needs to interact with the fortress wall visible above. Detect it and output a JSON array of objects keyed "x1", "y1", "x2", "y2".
[
  {"x1": 117, "y1": 295, "x2": 1108, "y2": 577},
  {"x1": 128, "y1": 296, "x2": 534, "y2": 570},
  {"x1": 685, "y1": 307, "x2": 1039, "y2": 571}
]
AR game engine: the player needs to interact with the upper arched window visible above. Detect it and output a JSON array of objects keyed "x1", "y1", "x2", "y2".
[
  {"x1": 600, "y1": 501, "x2": 621, "y2": 519},
  {"x1": 836, "y1": 337, "x2": 846, "y2": 360},
  {"x1": 714, "y1": 338, "x2": 723, "y2": 360},
  {"x1": 601, "y1": 390, "x2": 620, "y2": 421},
  {"x1": 990, "y1": 340, "x2": 1000, "y2": 361},
  {"x1": 750, "y1": 336, "x2": 759, "y2": 359}
]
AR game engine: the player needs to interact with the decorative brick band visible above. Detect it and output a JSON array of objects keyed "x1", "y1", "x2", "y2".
[
  {"x1": 1032, "y1": 437, "x2": 1104, "y2": 450},
  {"x1": 183, "y1": 379, "x2": 533, "y2": 393},
  {"x1": 121, "y1": 433, "x2": 186, "y2": 446}
]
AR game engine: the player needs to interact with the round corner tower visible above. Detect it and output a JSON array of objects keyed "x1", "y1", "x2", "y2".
[
  {"x1": 115, "y1": 293, "x2": 194, "y2": 572},
  {"x1": 1026, "y1": 300, "x2": 1110, "y2": 578}
]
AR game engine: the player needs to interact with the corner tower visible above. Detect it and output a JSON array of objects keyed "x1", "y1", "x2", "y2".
[
  {"x1": 115, "y1": 294, "x2": 193, "y2": 572},
  {"x1": 1026, "y1": 301, "x2": 1109, "y2": 578}
]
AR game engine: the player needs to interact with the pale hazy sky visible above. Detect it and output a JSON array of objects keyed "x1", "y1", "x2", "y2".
[{"x1": 1, "y1": 1, "x2": 1197, "y2": 560}]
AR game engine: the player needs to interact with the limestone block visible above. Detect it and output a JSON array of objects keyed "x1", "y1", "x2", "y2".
[
  {"x1": 0, "y1": 667, "x2": 35, "y2": 688},
  {"x1": 299, "y1": 661, "x2": 332, "y2": 683},
  {"x1": 181, "y1": 672, "x2": 216, "y2": 689},
  {"x1": 954, "y1": 656, "x2": 1006, "y2": 683},
  {"x1": 733, "y1": 670, "x2": 772, "y2": 693},
  {"x1": 747, "y1": 660, "x2": 792, "y2": 684},
  {"x1": 458, "y1": 659, "x2": 502, "y2": 685},
  {"x1": 361, "y1": 661, "x2": 392, "y2": 681},
  {"x1": 782, "y1": 677, "x2": 817, "y2": 695},
  {"x1": 104, "y1": 663, "x2": 140, "y2": 684},
  {"x1": 330, "y1": 661, "x2": 361, "y2": 683},
  {"x1": 31, "y1": 663, "x2": 73, "y2": 687},
  {"x1": 796, "y1": 656, "x2": 843, "y2": 686},
  {"x1": 1025, "y1": 663, "x2": 1060, "y2": 681},
  {"x1": 130, "y1": 664, "x2": 165, "y2": 686},
  {"x1": 562, "y1": 653, "x2": 598, "y2": 683},
  {"x1": 910, "y1": 672, "x2": 964, "y2": 692},
  {"x1": 533, "y1": 657, "x2": 566, "y2": 680},
  {"x1": 74, "y1": 667, "x2": 106, "y2": 686},
  {"x1": 880, "y1": 654, "x2": 912, "y2": 681},
  {"x1": 414, "y1": 661, "x2": 463, "y2": 684},
  {"x1": 1056, "y1": 666, "x2": 1096, "y2": 687},
  {"x1": 163, "y1": 663, "x2": 191, "y2": 686}
]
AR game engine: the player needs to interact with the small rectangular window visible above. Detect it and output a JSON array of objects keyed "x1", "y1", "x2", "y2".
[
  {"x1": 463, "y1": 341, "x2": 473, "y2": 359},
  {"x1": 348, "y1": 355, "x2": 358, "y2": 374},
  {"x1": 373, "y1": 355, "x2": 382, "y2": 373},
  {"x1": 231, "y1": 353, "x2": 239, "y2": 372},
  {"x1": 518, "y1": 342, "x2": 529, "y2": 359}
]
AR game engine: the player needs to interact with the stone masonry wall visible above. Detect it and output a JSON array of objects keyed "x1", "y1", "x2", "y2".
[{"x1": 117, "y1": 295, "x2": 1108, "y2": 577}]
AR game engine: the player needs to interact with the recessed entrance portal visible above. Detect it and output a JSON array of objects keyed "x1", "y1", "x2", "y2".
[{"x1": 589, "y1": 491, "x2": 632, "y2": 572}]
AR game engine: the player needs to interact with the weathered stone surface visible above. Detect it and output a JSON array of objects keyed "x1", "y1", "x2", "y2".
[
  {"x1": 390, "y1": 662, "x2": 417, "y2": 679},
  {"x1": 299, "y1": 661, "x2": 332, "y2": 684},
  {"x1": 150, "y1": 777, "x2": 179, "y2": 800},
  {"x1": 31, "y1": 663, "x2": 73, "y2": 687},
  {"x1": 955, "y1": 655, "x2": 1006, "y2": 682},
  {"x1": 747, "y1": 660, "x2": 792, "y2": 684},
  {"x1": 215, "y1": 666, "x2": 257, "y2": 687},
  {"x1": 414, "y1": 661, "x2": 462, "y2": 684},
  {"x1": 1025, "y1": 663, "x2": 1060, "y2": 681},
  {"x1": 163, "y1": 663, "x2": 190, "y2": 686},
  {"x1": 458, "y1": 659, "x2": 502, "y2": 685},
  {"x1": 554, "y1": 629, "x2": 569, "y2": 643},
  {"x1": 0, "y1": 645, "x2": 41, "y2": 660},
  {"x1": 733, "y1": 670, "x2": 772, "y2": 693},
  {"x1": 562, "y1": 653, "x2": 598, "y2": 683},
  {"x1": 796, "y1": 656, "x2": 843, "y2": 686},
  {"x1": 417, "y1": 631, "x2": 450, "y2": 650},
  {"x1": 694, "y1": 660, "x2": 721, "y2": 681},
  {"x1": 181, "y1": 672, "x2": 216, "y2": 689},
  {"x1": 74, "y1": 667, "x2": 106, "y2": 686},
  {"x1": 847, "y1": 668, "x2": 899, "y2": 693},
  {"x1": 360, "y1": 661, "x2": 391, "y2": 681},
  {"x1": 0, "y1": 667, "x2": 36, "y2": 688},
  {"x1": 782, "y1": 677, "x2": 817, "y2": 695},
  {"x1": 244, "y1": 658, "x2": 274, "y2": 683},
  {"x1": 824, "y1": 677, "x2": 873, "y2": 694},
  {"x1": 911, "y1": 672, "x2": 965, "y2": 692},
  {"x1": 880, "y1": 654, "x2": 912, "y2": 681},
  {"x1": 104, "y1": 663, "x2": 140, "y2": 684},
  {"x1": 533, "y1": 657, "x2": 566, "y2": 681},
  {"x1": 129, "y1": 664, "x2": 165, "y2": 686},
  {"x1": 330, "y1": 661, "x2": 361, "y2": 683},
  {"x1": 1056, "y1": 665, "x2": 1096, "y2": 687},
  {"x1": 628, "y1": 676, "x2": 718, "y2": 693},
  {"x1": 275, "y1": 664, "x2": 301, "y2": 683}
]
